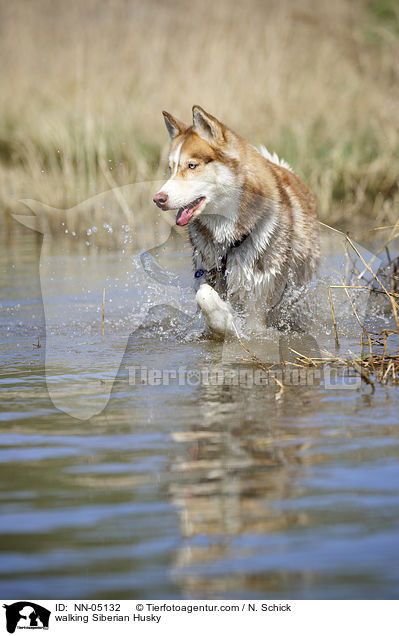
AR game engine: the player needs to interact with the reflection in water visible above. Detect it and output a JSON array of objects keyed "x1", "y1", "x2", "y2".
[
  {"x1": 169, "y1": 382, "x2": 318, "y2": 596},
  {"x1": 167, "y1": 379, "x2": 399, "y2": 598}
]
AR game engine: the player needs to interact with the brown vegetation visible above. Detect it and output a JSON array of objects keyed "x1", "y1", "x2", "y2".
[{"x1": 1, "y1": 0, "x2": 398, "y2": 233}]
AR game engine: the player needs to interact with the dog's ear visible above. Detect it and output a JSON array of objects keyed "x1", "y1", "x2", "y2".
[
  {"x1": 162, "y1": 111, "x2": 187, "y2": 140},
  {"x1": 192, "y1": 106, "x2": 224, "y2": 144}
]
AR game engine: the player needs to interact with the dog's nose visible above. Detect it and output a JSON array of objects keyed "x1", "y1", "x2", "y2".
[{"x1": 153, "y1": 192, "x2": 169, "y2": 208}]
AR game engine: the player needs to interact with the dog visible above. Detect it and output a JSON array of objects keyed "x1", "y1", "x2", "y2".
[{"x1": 153, "y1": 105, "x2": 319, "y2": 336}]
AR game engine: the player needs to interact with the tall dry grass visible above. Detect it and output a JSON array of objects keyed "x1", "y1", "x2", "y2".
[{"x1": 0, "y1": 0, "x2": 398, "y2": 235}]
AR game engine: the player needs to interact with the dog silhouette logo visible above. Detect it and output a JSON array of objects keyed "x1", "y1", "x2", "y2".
[
  {"x1": 12, "y1": 182, "x2": 198, "y2": 420},
  {"x1": 3, "y1": 602, "x2": 51, "y2": 633}
]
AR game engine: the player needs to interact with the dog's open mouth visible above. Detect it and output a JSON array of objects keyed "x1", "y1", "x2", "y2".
[{"x1": 176, "y1": 197, "x2": 206, "y2": 226}]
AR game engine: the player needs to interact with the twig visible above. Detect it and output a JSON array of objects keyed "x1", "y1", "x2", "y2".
[
  {"x1": 351, "y1": 357, "x2": 375, "y2": 392},
  {"x1": 338, "y1": 273, "x2": 372, "y2": 349},
  {"x1": 273, "y1": 376, "x2": 284, "y2": 400},
  {"x1": 345, "y1": 235, "x2": 399, "y2": 336},
  {"x1": 328, "y1": 286, "x2": 340, "y2": 348},
  {"x1": 231, "y1": 322, "x2": 268, "y2": 370},
  {"x1": 356, "y1": 228, "x2": 399, "y2": 280}
]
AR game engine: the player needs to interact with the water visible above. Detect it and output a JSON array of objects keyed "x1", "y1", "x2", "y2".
[{"x1": 1, "y1": 225, "x2": 398, "y2": 600}]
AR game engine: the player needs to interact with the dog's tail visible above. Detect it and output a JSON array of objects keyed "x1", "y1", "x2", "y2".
[{"x1": 257, "y1": 145, "x2": 294, "y2": 172}]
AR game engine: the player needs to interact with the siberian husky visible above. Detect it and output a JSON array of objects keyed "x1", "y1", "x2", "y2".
[{"x1": 153, "y1": 106, "x2": 319, "y2": 336}]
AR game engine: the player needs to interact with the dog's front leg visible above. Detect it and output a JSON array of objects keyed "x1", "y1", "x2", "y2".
[{"x1": 196, "y1": 284, "x2": 235, "y2": 336}]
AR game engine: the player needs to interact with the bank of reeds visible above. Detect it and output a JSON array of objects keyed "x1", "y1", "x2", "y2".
[
  {"x1": 1, "y1": 0, "x2": 399, "y2": 236},
  {"x1": 235, "y1": 223, "x2": 399, "y2": 392}
]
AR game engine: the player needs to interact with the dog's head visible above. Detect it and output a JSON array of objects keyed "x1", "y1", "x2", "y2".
[{"x1": 153, "y1": 106, "x2": 239, "y2": 226}]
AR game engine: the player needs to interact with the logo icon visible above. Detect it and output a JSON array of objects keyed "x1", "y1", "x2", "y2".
[
  {"x1": 3, "y1": 602, "x2": 51, "y2": 634},
  {"x1": 12, "y1": 183, "x2": 197, "y2": 420}
]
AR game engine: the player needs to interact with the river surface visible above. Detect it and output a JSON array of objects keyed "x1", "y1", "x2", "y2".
[{"x1": 1, "y1": 223, "x2": 398, "y2": 600}]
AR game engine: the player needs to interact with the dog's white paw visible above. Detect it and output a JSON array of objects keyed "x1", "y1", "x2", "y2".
[{"x1": 196, "y1": 284, "x2": 235, "y2": 336}]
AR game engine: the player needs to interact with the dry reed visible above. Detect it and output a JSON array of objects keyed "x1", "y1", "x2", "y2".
[
  {"x1": 1, "y1": 0, "x2": 399, "y2": 235},
  {"x1": 234, "y1": 226, "x2": 399, "y2": 390}
]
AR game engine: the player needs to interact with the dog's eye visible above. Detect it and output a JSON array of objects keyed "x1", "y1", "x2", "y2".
[{"x1": 188, "y1": 163, "x2": 198, "y2": 170}]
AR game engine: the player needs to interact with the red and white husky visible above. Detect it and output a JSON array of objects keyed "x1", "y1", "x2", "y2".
[{"x1": 153, "y1": 106, "x2": 319, "y2": 336}]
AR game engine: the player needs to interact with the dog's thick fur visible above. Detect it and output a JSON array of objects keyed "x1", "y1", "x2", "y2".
[{"x1": 154, "y1": 106, "x2": 319, "y2": 335}]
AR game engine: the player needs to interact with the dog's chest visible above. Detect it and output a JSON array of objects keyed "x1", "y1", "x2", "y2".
[
  {"x1": 189, "y1": 218, "x2": 278, "y2": 300},
  {"x1": 189, "y1": 219, "x2": 231, "y2": 271}
]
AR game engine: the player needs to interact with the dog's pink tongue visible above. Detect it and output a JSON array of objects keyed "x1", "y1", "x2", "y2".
[{"x1": 176, "y1": 207, "x2": 194, "y2": 226}]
